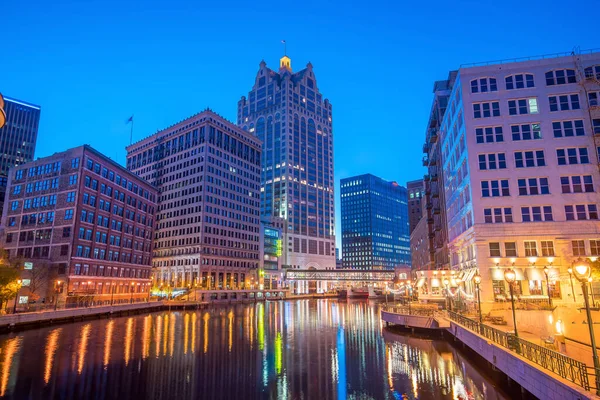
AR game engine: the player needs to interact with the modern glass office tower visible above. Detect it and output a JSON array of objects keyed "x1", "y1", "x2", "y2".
[
  {"x1": 238, "y1": 55, "x2": 335, "y2": 270},
  {"x1": 340, "y1": 174, "x2": 410, "y2": 269},
  {"x1": 0, "y1": 96, "x2": 41, "y2": 216}
]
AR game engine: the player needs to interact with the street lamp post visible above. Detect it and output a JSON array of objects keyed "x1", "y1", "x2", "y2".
[
  {"x1": 54, "y1": 280, "x2": 62, "y2": 311},
  {"x1": 573, "y1": 259, "x2": 600, "y2": 396},
  {"x1": 567, "y1": 267, "x2": 577, "y2": 302},
  {"x1": 543, "y1": 266, "x2": 553, "y2": 308},
  {"x1": 130, "y1": 282, "x2": 135, "y2": 304},
  {"x1": 473, "y1": 273, "x2": 482, "y2": 325},
  {"x1": 589, "y1": 277, "x2": 596, "y2": 307},
  {"x1": 504, "y1": 269, "x2": 520, "y2": 353},
  {"x1": 443, "y1": 278, "x2": 450, "y2": 311},
  {"x1": 13, "y1": 279, "x2": 22, "y2": 314}
]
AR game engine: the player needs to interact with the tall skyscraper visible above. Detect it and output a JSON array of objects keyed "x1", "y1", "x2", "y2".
[
  {"x1": 431, "y1": 50, "x2": 600, "y2": 309},
  {"x1": 0, "y1": 96, "x2": 41, "y2": 216},
  {"x1": 237, "y1": 55, "x2": 335, "y2": 270},
  {"x1": 126, "y1": 110, "x2": 262, "y2": 290},
  {"x1": 0, "y1": 145, "x2": 157, "y2": 307},
  {"x1": 340, "y1": 174, "x2": 410, "y2": 269},
  {"x1": 407, "y1": 179, "x2": 425, "y2": 234}
]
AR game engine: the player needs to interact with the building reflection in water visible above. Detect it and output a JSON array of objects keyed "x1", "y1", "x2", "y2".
[{"x1": 0, "y1": 300, "x2": 511, "y2": 399}]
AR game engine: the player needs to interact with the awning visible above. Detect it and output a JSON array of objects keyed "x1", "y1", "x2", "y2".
[
  {"x1": 490, "y1": 268, "x2": 525, "y2": 281},
  {"x1": 526, "y1": 268, "x2": 544, "y2": 281},
  {"x1": 416, "y1": 277, "x2": 425, "y2": 288},
  {"x1": 461, "y1": 268, "x2": 477, "y2": 282}
]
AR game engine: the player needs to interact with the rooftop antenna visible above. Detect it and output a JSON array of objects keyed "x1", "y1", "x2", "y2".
[{"x1": 281, "y1": 40, "x2": 287, "y2": 56}]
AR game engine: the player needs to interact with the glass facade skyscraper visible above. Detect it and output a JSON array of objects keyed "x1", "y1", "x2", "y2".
[
  {"x1": 341, "y1": 174, "x2": 410, "y2": 269},
  {"x1": 0, "y1": 96, "x2": 41, "y2": 216},
  {"x1": 238, "y1": 55, "x2": 335, "y2": 270}
]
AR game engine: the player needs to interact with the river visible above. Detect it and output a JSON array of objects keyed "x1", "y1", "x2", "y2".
[{"x1": 0, "y1": 299, "x2": 515, "y2": 399}]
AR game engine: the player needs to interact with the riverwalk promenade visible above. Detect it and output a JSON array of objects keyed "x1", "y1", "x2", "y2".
[{"x1": 382, "y1": 306, "x2": 598, "y2": 400}]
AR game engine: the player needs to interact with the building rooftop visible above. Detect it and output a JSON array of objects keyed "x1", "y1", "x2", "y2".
[{"x1": 459, "y1": 48, "x2": 600, "y2": 69}]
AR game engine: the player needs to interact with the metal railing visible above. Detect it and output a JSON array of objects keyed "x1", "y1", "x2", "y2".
[{"x1": 448, "y1": 311, "x2": 591, "y2": 391}]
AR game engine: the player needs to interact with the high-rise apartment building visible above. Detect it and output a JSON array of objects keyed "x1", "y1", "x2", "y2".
[
  {"x1": 0, "y1": 145, "x2": 157, "y2": 307},
  {"x1": 434, "y1": 50, "x2": 600, "y2": 309},
  {"x1": 237, "y1": 55, "x2": 335, "y2": 270},
  {"x1": 340, "y1": 174, "x2": 410, "y2": 269},
  {"x1": 407, "y1": 179, "x2": 425, "y2": 234},
  {"x1": 422, "y1": 76, "x2": 455, "y2": 272},
  {"x1": 0, "y1": 96, "x2": 41, "y2": 216},
  {"x1": 126, "y1": 110, "x2": 261, "y2": 290}
]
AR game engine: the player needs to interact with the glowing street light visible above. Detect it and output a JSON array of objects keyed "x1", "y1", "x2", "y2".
[
  {"x1": 473, "y1": 273, "x2": 482, "y2": 325},
  {"x1": 572, "y1": 258, "x2": 600, "y2": 396},
  {"x1": 504, "y1": 269, "x2": 520, "y2": 352}
]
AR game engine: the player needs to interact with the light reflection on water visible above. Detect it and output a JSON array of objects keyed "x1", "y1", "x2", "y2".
[{"x1": 0, "y1": 300, "x2": 511, "y2": 399}]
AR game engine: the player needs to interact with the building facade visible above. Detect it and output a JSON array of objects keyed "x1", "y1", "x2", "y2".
[
  {"x1": 436, "y1": 51, "x2": 600, "y2": 309},
  {"x1": 340, "y1": 174, "x2": 410, "y2": 269},
  {"x1": 237, "y1": 55, "x2": 336, "y2": 270},
  {"x1": 0, "y1": 96, "x2": 41, "y2": 217},
  {"x1": 0, "y1": 145, "x2": 157, "y2": 307},
  {"x1": 407, "y1": 179, "x2": 425, "y2": 234},
  {"x1": 259, "y1": 216, "x2": 284, "y2": 289},
  {"x1": 126, "y1": 110, "x2": 261, "y2": 290}
]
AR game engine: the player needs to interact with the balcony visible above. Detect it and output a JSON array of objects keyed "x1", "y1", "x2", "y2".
[
  {"x1": 427, "y1": 128, "x2": 439, "y2": 143},
  {"x1": 422, "y1": 156, "x2": 429, "y2": 166}
]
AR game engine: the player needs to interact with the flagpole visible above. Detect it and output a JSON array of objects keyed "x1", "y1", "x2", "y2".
[{"x1": 130, "y1": 116, "x2": 134, "y2": 145}]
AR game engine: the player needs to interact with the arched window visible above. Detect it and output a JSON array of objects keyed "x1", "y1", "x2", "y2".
[
  {"x1": 505, "y1": 73, "x2": 534, "y2": 90},
  {"x1": 470, "y1": 77, "x2": 497, "y2": 93},
  {"x1": 545, "y1": 69, "x2": 576, "y2": 86}
]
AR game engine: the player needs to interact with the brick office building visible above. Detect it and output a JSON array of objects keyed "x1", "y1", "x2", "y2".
[{"x1": 1, "y1": 145, "x2": 157, "y2": 307}]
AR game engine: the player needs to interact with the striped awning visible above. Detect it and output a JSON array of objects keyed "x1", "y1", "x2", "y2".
[{"x1": 461, "y1": 268, "x2": 477, "y2": 282}]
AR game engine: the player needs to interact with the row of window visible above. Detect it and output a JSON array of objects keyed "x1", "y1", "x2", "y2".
[
  {"x1": 473, "y1": 94, "x2": 584, "y2": 119},
  {"x1": 484, "y1": 204, "x2": 598, "y2": 223},
  {"x1": 489, "y1": 239, "x2": 600, "y2": 258},
  {"x1": 470, "y1": 68, "x2": 582, "y2": 94},
  {"x1": 478, "y1": 147, "x2": 590, "y2": 170},
  {"x1": 480, "y1": 175, "x2": 594, "y2": 197}
]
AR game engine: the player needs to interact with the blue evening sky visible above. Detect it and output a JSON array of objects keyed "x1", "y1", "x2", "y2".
[{"x1": 3, "y1": 0, "x2": 597, "y2": 249}]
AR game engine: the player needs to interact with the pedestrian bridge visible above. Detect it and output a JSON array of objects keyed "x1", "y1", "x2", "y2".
[{"x1": 285, "y1": 269, "x2": 397, "y2": 282}]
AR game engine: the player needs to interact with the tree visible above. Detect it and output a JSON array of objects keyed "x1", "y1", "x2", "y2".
[
  {"x1": 27, "y1": 264, "x2": 51, "y2": 302},
  {"x1": 0, "y1": 267, "x2": 20, "y2": 312}
]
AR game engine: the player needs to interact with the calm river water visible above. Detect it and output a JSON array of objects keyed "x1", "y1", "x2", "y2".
[{"x1": 0, "y1": 299, "x2": 513, "y2": 399}]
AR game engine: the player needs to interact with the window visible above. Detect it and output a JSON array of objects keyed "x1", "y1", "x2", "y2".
[
  {"x1": 489, "y1": 242, "x2": 501, "y2": 257},
  {"x1": 515, "y1": 150, "x2": 545, "y2": 168},
  {"x1": 594, "y1": 119, "x2": 600, "y2": 136},
  {"x1": 481, "y1": 179, "x2": 510, "y2": 197},
  {"x1": 508, "y1": 98, "x2": 538, "y2": 115},
  {"x1": 10, "y1": 201, "x2": 18, "y2": 211},
  {"x1": 71, "y1": 158, "x2": 80, "y2": 168},
  {"x1": 505, "y1": 242, "x2": 517, "y2": 257},
  {"x1": 549, "y1": 94, "x2": 580, "y2": 111},
  {"x1": 63, "y1": 227, "x2": 71, "y2": 237},
  {"x1": 65, "y1": 209, "x2": 74, "y2": 220},
  {"x1": 505, "y1": 74, "x2": 535, "y2": 90},
  {"x1": 557, "y1": 148, "x2": 589, "y2": 165},
  {"x1": 15, "y1": 170, "x2": 24, "y2": 180},
  {"x1": 60, "y1": 245, "x2": 69, "y2": 256},
  {"x1": 471, "y1": 77, "x2": 498, "y2": 93},
  {"x1": 561, "y1": 175, "x2": 594, "y2": 193},
  {"x1": 69, "y1": 175, "x2": 78, "y2": 185},
  {"x1": 588, "y1": 91, "x2": 600, "y2": 108},
  {"x1": 511, "y1": 123, "x2": 541, "y2": 141},
  {"x1": 66, "y1": 192, "x2": 76, "y2": 202},
  {"x1": 476, "y1": 126, "x2": 504, "y2": 143},
  {"x1": 473, "y1": 102, "x2": 500, "y2": 118},
  {"x1": 585, "y1": 66, "x2": 600, "y2": 80},
  {"x1": 545, "y1": 69, "x2": 577, "y2": 86},
  {"x1": 572, "y1": 240, "x2": 586, "y2": 256},
  {"x1": 517, "y1": 178, "x2": 549, "y2": 195},
  {"x1": 591, "y1": 240, "x2": 600, "y2": 256},
  {"x1": 552, "y1": 120, "x2": 585, "y2": 138},
  {"x1": 521, "y1": 206, "x2": 553, "y2": 222},
  {"x1": 13, "y1": 185, "x2": 21, "y2": 195},
  {"x1": 541, "y1": 241, "x2": 555, "y2": 257},
  {"x1": 484, "y1": 207, "x2": 513, "y2": 223},
  {"x1": 565, "y1": 205, "x2": 598, "y2": 221},
  {"x1": 478, "y1": 153, "x2": 506, "y2": 170},
  {"x1": 524, "y1": 241, "x2": 538, "y2": 257}
]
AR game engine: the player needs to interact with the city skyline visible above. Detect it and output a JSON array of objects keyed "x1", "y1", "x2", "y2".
[{"x1": 3, "y1": 0, "x2": 597, "y2": 250}]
